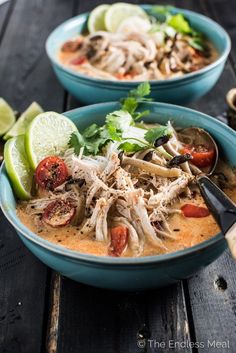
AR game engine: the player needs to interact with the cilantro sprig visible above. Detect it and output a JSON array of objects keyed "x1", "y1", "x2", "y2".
[
  {"x1": 69, "y1": 82, "x2": 172, "y2": 156},
  {"x1": 149, "y1": 6, "x2": 207, "y2": 52},
  {"x1": 121, "y1": 81, "x2": 152, "y2": 119}
]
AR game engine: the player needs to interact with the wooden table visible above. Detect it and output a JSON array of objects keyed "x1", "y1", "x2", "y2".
[{"x1": 0, "y1": 1, "x2": 235, "y2": 352}]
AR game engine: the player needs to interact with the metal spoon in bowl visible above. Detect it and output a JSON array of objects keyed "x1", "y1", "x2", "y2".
[{"x1": 180, "y1": 127, "x2": 236, "y2": 258}]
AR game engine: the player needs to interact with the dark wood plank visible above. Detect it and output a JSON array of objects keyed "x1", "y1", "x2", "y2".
[
  {"x1": 187, "y1": 251, "x2": 236, "y2": 353},
  {"x1": 0, "y1": 1, "x2": 74, "y2": 352},
  {"x1": 0, "y1": 210, "x2": 48, "y2": 353},
  {"x1": 202, "y1": 0, "x2": 236, "y2": 66},
  {"x1": 0, "y1": 0, "x2": 73, "y2": 111},
  {"x1": 0, "y1": 0, "x2": 11, "y2": 38},
  {"x1": 57, "y1": 279, "x2": 148, "y2": 353},
  {"x1": 146, "y1": 283, "x2": 192, "y2": 353},
  {"x1": 189, "y1": 62, "x2": 235, "y2": 116},
  {"x1": 183, "y1": 1, "x2": 236, "y2": 351}
]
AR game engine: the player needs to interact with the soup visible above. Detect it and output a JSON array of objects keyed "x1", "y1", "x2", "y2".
[
  {"x1": 58, "y1": 4, "x2": 218, "y2": 81},
  {"x1": 16, "y1": 119, "x2": 236, "y2": 258}
]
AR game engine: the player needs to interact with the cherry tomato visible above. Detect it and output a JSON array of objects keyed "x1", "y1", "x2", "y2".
[
  {"x1": 108, "y1": 226, "x2": 129, "y2": 257},
  {"x1": 35, "y1": 156, "x2": 68, "y2": 190},
  {"x1": 181, "y1": 204, "x2": 210, "y2": 218},
  {"x1": 183, "y1": 144, "x2": 215, "y2": 168},
  {"x1": 70, "y1": 56, "x2": 87, "y2": 65},
  {"x1": 61, "y1": 39, "x2": 82, "y2": 52},
  {"x1": 42, "y1": 199, "x2": 75, "y2": 227}
]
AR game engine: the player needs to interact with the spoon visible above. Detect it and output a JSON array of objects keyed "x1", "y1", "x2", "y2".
[{"x1": 180, "y1": 127, "x2": 236, "y2": 258}]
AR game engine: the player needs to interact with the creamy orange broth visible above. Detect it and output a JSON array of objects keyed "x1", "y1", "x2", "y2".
[
  {"x1": 58, "y1": 40, "x2": 218, "y2": 81},
  {"x1": 17, "y1": 189, "x2": 236, "y2": 257}
]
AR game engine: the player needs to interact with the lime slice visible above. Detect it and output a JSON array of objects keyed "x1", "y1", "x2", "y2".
[
  {"x1": 4, "y1": 135, "x2": 33, "y2": 200},
  {"x1": 4, "y1": 101, "x2": 43, "y2": 140},
  {"x1": 25, "y1": 112, "x2": 78, "y2": 169},
  {"x1": 105, "y1": 3, "x2": 148, "y2": 32},
  {"x1": 117, "y1": 16, "x2": 151, "y2": 33},
  {"x1": 88, "y1": 4, "x2": 110, "y2": 33},
  {"x1": 0, "y1": 98, "x2": 16, "y2": 136}
]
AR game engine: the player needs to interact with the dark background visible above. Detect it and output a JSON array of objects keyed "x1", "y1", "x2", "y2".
[{"x1": 0, "y1": 1, "x2": 235, "y2": 353}]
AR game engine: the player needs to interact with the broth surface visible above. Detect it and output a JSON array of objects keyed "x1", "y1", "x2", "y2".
[{"x1": 17, "y1": 189, "x2": 236, "y2": 257}]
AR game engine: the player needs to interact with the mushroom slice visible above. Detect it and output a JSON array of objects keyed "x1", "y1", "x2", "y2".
[{"x1": 122, "y1": 156, "x2": 182, "y2": 178}]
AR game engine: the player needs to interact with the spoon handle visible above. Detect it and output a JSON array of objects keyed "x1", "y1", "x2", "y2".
[{"x1": 198, "y1": 176, "x2": 236, "y2": 258}]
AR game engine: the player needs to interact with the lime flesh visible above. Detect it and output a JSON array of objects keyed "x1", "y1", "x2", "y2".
[
  {"x1": 25, "y1": 112, "x2": 78, "y2": 169},
  {"x1": 88, "y1": 4, "x2": 110, "y2": 33},
  {"x1": 0, "y1": 98, "x2": 16, "y2": 136},
  {"x1": 4, "y1": 101, "x2": 43, "y2": 140},
  {"x1": 104, "y1": 3, "x2": 148, "y2": 32},
  {"x1": 4, "y1": 135, "x2": 33, "y2": 200}
]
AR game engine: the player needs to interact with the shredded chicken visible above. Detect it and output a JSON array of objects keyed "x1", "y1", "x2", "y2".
[
  {"x1": 25, "y1": 118, "x2": 223, "y2": 258},
  {"x1": 59, "y1": 26, "x2": 216, "y2": 81}
]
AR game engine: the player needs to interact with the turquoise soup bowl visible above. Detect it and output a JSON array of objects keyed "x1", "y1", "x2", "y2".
[
  {"x1": 0, "y1": 103, "x2": 235, "y2": 290},
  {"x1": 46, "y1": 6, "x2": 231, "y2": 105}
]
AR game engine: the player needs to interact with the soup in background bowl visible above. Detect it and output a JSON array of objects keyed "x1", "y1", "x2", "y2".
[{"x1": 46, "y1": 5, "x2": 231, "y2": 104}]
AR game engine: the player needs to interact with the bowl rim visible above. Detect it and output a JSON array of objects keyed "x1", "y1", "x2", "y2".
[
  {"x1": 45, "y1": 5, "x2": 231, "y2": 87},
  {"x1": 1, "y1": 101, "x2": 234, "y2": 266}
]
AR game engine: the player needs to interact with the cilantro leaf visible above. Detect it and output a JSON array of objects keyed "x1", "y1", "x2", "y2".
[
  {"x1": 69, "y1": 128, "x2": 111, "y2": 156},
  {"x1": 188, "y1": 37, "x2": 205, "y2": 51},
  {"x1": 121, "y1": 97, "x2": 138, "y2": 115},
  {"x1": 134, "y1": 110, "x2": 150, "y2": 121},
  {"x1": 105, "y1": 110, "x2": 134, "y2": 132},
  {"x1": 150, "y1": 5, "x2": 174, "y2": 22},
  {"x1": 121, "y1": 82, "x2": 152, "y2": 120},
  {"x1": 144, "y1": 126, "x2": 172, "y2": 144},
  {"x1": 69, "y1": 83, "x2": 154, "y2": 156},
  {"x1": 83, "y1": 124, "x2": 101, "y2": 138},
  {"x1": 167, "y1": 14, "x2": 191, "y2": 34},
  {"x1": 129, "y1": 82, "x2": 151, "y2": 99},
  {"x1": 106, "y1": 125, "x2": 122, "y2": 141},
  {"x1": 118, "y1": 142, "x2": 144, "y2": 153},
  {"x1": 69, "y1": 131, "x2": 85, "y2": 155}
]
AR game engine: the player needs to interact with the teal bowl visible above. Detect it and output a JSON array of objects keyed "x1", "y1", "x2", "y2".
[
  {"x1": 46, "y1": 6, "x2": 231, "y2": 105},
  {"x1": 0, "y1": 102, "x2": 235, "y2": 290}
]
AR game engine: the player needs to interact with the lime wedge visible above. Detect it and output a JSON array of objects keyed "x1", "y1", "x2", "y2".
[
  {"x1": 25, "y1": 112, "x2": 78, "y2": 169},
  {"x1": 0, "y1": 98, "x2": 16, "y2": 136},
  {"x1": 88, "y1": 4, "x2": 110, "y2": 33},
  {"x1": 4, "y1": 135, "x2": 33, "y2": 200},
  {"x1": 105, "y1": 3, "x2": 148, "y2": 32},
  {"x1": 4, "y1": 102, "x2": 43, "y2": 140}
]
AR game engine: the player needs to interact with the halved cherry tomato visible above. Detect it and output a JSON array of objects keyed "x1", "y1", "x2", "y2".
[
  {"x1": 61, "y1": 38, "x2": 82, "y2": 52},
  {"x1": 35, "y1": 156, "x2": 68, "y2": 190},
  {"x1": 181, "y1": 204, "x2": 210, "y2": 218},
  {"x1": 42, "y1": 199, "x2": 75, "y2": 227},
  {"x1": 108, "y1": 226, "x2": 129, "y2": 257},
  {"x1": 70, "y1": 56, "x2": 87, "y2": 65},
  {"x1": 183, "y1": 144, "x2": 215, "y2": 168}
]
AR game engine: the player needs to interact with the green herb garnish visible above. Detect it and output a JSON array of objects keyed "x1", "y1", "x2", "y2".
[
  {"x1": 150, "y1": 5, "x2": 174, "y2": 22},
  {"x1": 121, "y1": 81, "x2": 152, "y2": 119},
  {"x1": 69, "y1": 82, "x2": 173, "y2": 157},
  {"x1": 167, "y1": 13, "x2": 191, "y2": 34},
  {"x1": 144, "y1": 126, "x2": 172, "y2": 144}
]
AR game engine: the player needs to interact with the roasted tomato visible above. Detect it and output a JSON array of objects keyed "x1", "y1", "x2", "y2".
[
  {"x1": 35, "y1": 156, "x2": 68, "y2": 190},
  {"x1": 42, "y1": 199, "x2": 75, "y2": 227},
  {"x1": 70, "y1": 56, "x2": 87, "y2": 65},
  {"x1": 61, "y1": 39, "x2": 82, "y2": 52},
  {"x1": 183, "y1": 144, "x2": 215, "y2": 168},
  {"x1": 181, "y1": 204, "x2": 210, "y2": 218},
  {"x1": 108, "y1": 226, "x2": 129, "y2": 257}
]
